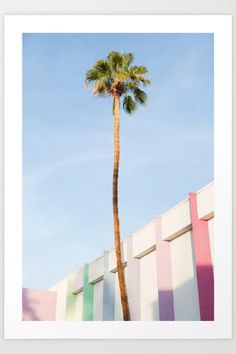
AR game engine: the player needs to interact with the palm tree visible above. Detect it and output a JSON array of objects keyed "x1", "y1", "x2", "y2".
[{"x1": 85, "y1": 51, "x2": 150, "y2": 321}]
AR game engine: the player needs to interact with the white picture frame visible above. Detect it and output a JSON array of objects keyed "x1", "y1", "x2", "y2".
[{"x1": 4, "y1": 14, "x2": 232, "y2": 339}]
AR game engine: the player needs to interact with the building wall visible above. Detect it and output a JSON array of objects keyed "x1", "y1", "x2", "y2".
[
  {"x1": 140, "y1": 250, "x2": 159, "y2": 320},
  {"x1": 208, "y1": 218, "x2": 214, "y2": 267},
  {"x1": 93, "y1": 280, "x2": 103, "y2": 320},
  {"x1": 75, "y1": 291, "x2": 83, "y2": 321},
  {"x1": 171, "y1": 231, "x2": 200, "y2": 320},
  {"x1": 22, "y1": 288, "x2": 57, "y2": 321},
  {"x1": 23, "y1": 182, "x2": 214, "y2": 321},
  {"x1": 49, "y1": 279, "x2": 67, "y2": 320}
]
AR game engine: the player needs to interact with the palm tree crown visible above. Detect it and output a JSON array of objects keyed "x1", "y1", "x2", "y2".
[{"x1": 85, "y1": 51, "x2": 150, "y2": 113}]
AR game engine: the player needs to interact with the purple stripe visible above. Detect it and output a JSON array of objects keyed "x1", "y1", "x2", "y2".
[{"x1": 155, "y1": 217, "x2": 175, "y2": 321}]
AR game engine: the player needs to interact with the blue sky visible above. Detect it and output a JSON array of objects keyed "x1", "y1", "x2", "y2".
[{"x1": 23, "y1": 33, "x2": 214, "y2": 289}]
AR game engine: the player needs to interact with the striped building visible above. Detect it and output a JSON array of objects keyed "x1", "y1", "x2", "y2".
[{"x1": 22, "y1": 182, "x2": 214, "y2": 321}]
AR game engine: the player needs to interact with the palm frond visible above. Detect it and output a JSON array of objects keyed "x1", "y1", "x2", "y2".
[
  {"x1": 107, "y1": 51, "x2": 124, "y2": 71},
  {"x1": 123, "y1": 95, "x2": 136, "y2": 114},
  {"x1": 93, "y1": 60, "x2": 111, "y2": 75},
  {"x1": 131, "y1": 65, "x2": 149, "y2": 75},
  {"x1": 129, "y1": 65, "x2": 150, "y2": 86},
  {"x1": 133, "y1": 88, "x2": 147, "y2": 105},
  {"x1": 124, "y1": 81, "x2": 139, "y2": 91},
  {"x1": 85, "y1": 59, "x2": 111, "y2": 86},
  {"x1": 85, "y1": 69, "x2": 100, "y2": 84},
  {"x1": 123, "y1": 52, "x2": 134, "y2": 67},
  {"x1": 93, "y1": 80, "x2": 111, "y2": 97}
]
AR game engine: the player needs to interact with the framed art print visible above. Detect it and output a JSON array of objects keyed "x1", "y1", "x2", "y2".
[{"x1": 4, "y1": 15, "x2": 232, "y2": 338}]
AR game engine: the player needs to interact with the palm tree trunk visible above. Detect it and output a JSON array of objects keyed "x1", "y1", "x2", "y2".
[{"x1": 113, "y1": 94, "x2": 130, "y2": 321}]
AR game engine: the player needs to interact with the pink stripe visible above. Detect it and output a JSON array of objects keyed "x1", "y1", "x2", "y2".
[
  {"x1": 22, "y1": 288, "x2": 57, "y2": 321},
  {"x1": 189, "y1": 192, "x2": 214, "y2": 321},
  {"x1": 156, "y1": 217, "x2": 174, "y2": 321}
]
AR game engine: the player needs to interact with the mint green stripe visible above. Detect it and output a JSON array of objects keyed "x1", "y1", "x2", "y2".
[
  {"x1": 65, "y1": 276, "x2": 77, "y2": 321},
  {"x1": 82, "y1": 264, "x2": 94, "y2": 321}
]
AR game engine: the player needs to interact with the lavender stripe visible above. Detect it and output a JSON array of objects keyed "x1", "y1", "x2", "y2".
[
  {"x1": 127, "y1": 237, "x2": 141, "y2": 320},
  {"x1": 156, "y1": 217, "x2": 175, "y2": 321}
]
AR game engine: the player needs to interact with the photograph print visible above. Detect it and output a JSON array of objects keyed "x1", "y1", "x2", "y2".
[{"x1": 22, "y1": 31, "x2": 214, "y2": 322}]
